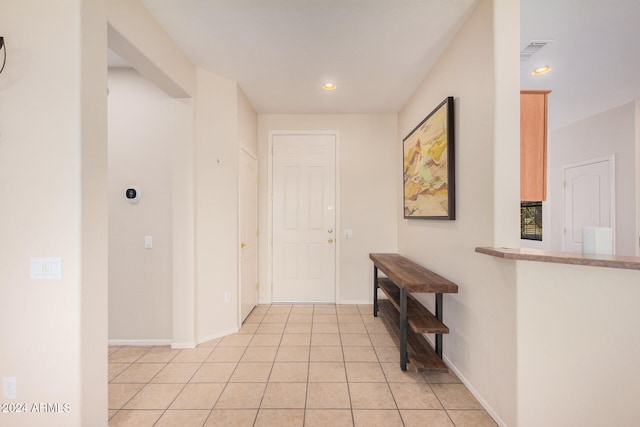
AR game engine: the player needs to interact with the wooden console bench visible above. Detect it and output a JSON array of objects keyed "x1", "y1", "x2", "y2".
[{"x1": 369, "y1": 253, "x2": 458, "y2": 372}]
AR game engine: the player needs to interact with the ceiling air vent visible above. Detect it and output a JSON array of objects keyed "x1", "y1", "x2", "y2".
[{"x1": 520, "y1": 40, "x2": 552, "y2": 63}]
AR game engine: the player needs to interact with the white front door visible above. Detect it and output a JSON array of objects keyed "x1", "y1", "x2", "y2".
[
  {"x1": 240, "y1": 148, "x2": 258, "y2": 321},
  {"x1": 562, "y1": 156, "x2": 615, "y2": 253},
  {"x1": 272, "y1": 133, "x2": 336, "y2": 303}
]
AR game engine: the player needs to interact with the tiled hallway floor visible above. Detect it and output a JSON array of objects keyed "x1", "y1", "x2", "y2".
[{"x1": 108, "y1": 304, "x2": 497, "y2": 426}]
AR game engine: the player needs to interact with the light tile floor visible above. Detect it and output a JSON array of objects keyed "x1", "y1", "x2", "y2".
[{"x1": 108, "y1": 304, "x2": 497, "y2": 426}]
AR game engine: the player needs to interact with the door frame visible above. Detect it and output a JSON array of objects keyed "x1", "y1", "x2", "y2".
[
  {"x1": 238, "y1": 145, "x2": 258, "y2": 325},
  {"x1": 561, "y1": 155, "x2": 616, "y2": 253},
  {"x1": 636, "y1": 99, "x2": 640, "y2": 256},
  {"x1": 267, "y1": 130, "x2": 341, "y2": 304}
]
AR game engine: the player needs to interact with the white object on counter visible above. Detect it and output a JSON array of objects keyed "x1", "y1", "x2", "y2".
[{"x1": 582, "y1": 227, "x2": 613, "y2": 255}]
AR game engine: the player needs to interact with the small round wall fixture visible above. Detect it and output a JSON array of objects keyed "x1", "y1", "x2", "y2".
[{"x1": 124, "y1": 186, "x2": 141, "y2": 203}]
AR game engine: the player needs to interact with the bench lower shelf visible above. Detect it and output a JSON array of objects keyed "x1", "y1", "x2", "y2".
[
  {"x1": 377, "y1": 278, "x2": 448, "y2": 334},
  {"x1": 378, "y1": 299, "x2": 449, "y2": 372}
]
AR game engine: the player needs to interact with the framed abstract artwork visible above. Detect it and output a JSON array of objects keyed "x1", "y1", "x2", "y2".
[{"x1": 403, "y1": 96, "x2": 455, "y2": 219}]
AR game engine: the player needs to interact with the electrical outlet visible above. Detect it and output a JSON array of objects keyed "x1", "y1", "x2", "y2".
[
  {"x1": 224, "y1": 292, "x2": 231, "y2": 303},
  {"x1": 3, "y1": 377, "x2": 16, "y2": 399}
]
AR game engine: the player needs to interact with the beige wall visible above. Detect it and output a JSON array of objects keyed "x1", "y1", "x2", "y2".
[
  {"x1": 257, "y1": 114, "x2": 398, "y2": 304},
  {"x1": 238, "y1": 89, "x2": 258, "y2": 156},
  {"x1": 107, "y1": 0, "x2": 195, "y2": 98},
  {"x1": 106, "y1": 0, "x2": 200, "y2": 349},
  {"x1": 108, "y1": 68, "x2": 173, "y2": 342},
  {"x1": 0, "y1": 0, "x2": 108, "y2": 425},
  {"x1": 516, "y1": 261, "x2": 640, "y2": 426},
  {"x1": 397, "y1": 0, "x2": 519, "y2": 425},
  {"x1": 193, "y1": 72, "x2": 257, "y2": 343},
  {"x1": 194, "y1": 70, "x2": 242, "y2": 341},
  {"x1": 171, "y1": 96, "x2": 196, "y2": 346},
  {"x1": 81, "y1": 0, "x2": 109, "y2": 422},
  {"x1": 106, "y1": 1, "x2": 257, "y2": 347}
]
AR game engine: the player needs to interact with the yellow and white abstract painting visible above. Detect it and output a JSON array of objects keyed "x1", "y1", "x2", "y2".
[{"x1": 403, "y1": 98, "x2": 454, "y2": 219}]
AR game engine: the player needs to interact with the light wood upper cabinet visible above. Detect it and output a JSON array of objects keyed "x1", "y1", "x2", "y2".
[{"x1": 520, "y1": 90, "x2": 551, "y2": 201}]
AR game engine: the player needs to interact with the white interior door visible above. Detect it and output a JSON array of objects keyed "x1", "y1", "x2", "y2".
[
  {"x1": 240, "y1": 149, "x2": 258, "y2": 321},
  {"x1": 563, "y1": 157, "x2": 614, "y2": 253},
  {"x1": 272, "y1": 133, "x2": 336, "y2": 303}
]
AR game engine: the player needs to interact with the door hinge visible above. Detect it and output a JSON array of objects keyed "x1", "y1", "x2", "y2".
[
  {"x1": 563, "y1": 228, "x2": 567, "y2": 234},
  {"x1": 563, "y1": 181, "x2": 566, "y2": 188},
  {"x1": 272, "y1": 146, "x2": 274, "y2": 155},
  {"x1": 255, "y1": 229, "x2": 259, "y2": 237},
  {"x1": 256, "y1": 282, "x2": 259, "y2": 291}
]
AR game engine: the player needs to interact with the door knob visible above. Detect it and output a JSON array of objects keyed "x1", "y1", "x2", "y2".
[
  {"x1": 241, "y1": 242, "x2": 248, "y2": 248},
  {"x1": 328, "y1": 228, "x2": 333, "y2": 233},
  {"x1": 328, "y1": 238, "x2": 334, "y2": 244}
]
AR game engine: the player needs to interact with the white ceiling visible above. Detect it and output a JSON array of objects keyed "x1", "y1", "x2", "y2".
[
  {"x1": 521, "y1": 0, "x2": 640, "y2": 129},
  {"x1": 107, "y1": 49, "x2": 131, "y2": 68},
  {"x1": 116, "y1": 0, "x2": 640, "y2": 127},
  {"x1": 139, "y1": 0, "x2": 477, "y2": 114}
]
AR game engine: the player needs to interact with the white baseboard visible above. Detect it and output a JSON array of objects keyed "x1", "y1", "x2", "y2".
[
  {"x1": 257, "y1": 299, "x2": 374, "y2": 306},
  {"x1": 110, "y1": 327, "x2": 241, "y2": 349},
  {"x1": 422, "y1": 335, "x2": 509, "y2": 427},
  {"x1": 170, "y1": 341, "x2": 196, "y2": 349},
  {"x1": 442, "y1": 353, "x2": 509, "y2": 427},
  {"x1": 108, "y1": 339, "x2": 172, "y2": 346},
  {"x1": 196, "y1": 327, "x2": 239, "y2": 346},
  {"x1": 337, "y1": 299, "x2": 373, "y2": 305}
]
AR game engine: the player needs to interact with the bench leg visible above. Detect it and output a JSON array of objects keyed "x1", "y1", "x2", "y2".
[
  {"x1": 373, "y1": 266, "x2": 378, "y2": 317},
  {"x1": 435, "y1": 293, "x2": 443, "y2": 358},
  {"x1": 400, "y1": 288, "x2": 408, "y2": 371}
]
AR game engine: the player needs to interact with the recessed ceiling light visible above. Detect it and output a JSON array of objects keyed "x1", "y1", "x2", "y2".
[
  {"x1": 322, "y1": 82, "x2": 336, "y2": 91},
  {"x1": 532, "y1": 66, "x2": 551, "y2": 76}
]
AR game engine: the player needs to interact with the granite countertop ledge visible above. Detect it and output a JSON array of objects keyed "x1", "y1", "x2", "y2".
[{"x1": 475, "y1": 247, "x2": 640, "y2": 271}]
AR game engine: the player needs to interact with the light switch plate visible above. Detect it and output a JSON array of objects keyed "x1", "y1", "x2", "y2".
[
  {"x1": 30, "y1": 258, "x2": 62, "y2": 279},
  {"x1": 344, "y1": 229, "x2": 353, "y2": 238},
  {"x1": 3, "y1": 377, "x2": 16, "y2": 399},
  {"x1": 144, "y1": 236, "x2": 153, "y2": 249}
]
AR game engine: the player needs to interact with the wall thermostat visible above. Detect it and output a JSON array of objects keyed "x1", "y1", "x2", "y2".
[{"x1": 124, "y1": 186, "x2": 141, "y2": 203}]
